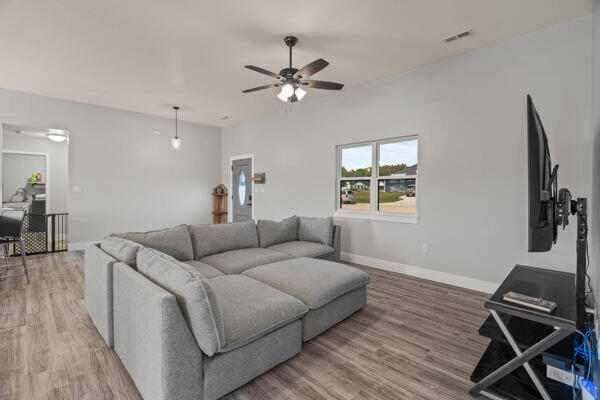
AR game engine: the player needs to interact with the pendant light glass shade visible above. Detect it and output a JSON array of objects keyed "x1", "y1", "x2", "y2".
[{"x1": 171, "y1": 137, "x2": 182, "y2": 149}]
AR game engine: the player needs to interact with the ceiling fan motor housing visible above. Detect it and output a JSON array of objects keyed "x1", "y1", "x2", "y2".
[{"x1": 279, "y1": 67, "x2": 299, "y2": 80}]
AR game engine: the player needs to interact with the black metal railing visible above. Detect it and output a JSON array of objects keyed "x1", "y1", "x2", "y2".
[{"x1": 12, "y1": 213, "x2": 68, "y2": 255}]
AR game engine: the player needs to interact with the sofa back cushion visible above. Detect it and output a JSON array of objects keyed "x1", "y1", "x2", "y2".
[
  {"x1": 257, "y1": 216, "x2": 298, "y2": 248},
  {"x1": 298, "y1": 217, "x2": 334, "y2": 246},
  {"x1": 112, "y1": 224, "x2": 194, "y2": 261},
  {"x1": 100, "y1": 236, "x2": 144, "y2": 268},
  {"x1": 188, "y1": 221, "x2": 259, "y2": 259},
  {"x1": 136, "y1": 247, "x2": 225, "y2": 356}
]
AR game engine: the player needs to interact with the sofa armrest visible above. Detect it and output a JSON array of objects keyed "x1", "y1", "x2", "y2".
[
  {"x1": 113, "y1": 262, "x2": 203, "y2": 400},
  {"x1": 85, "y1": 243, "x2": 116, "y2": 347},
  {"x1": 332, "y1": 224, "x2": 341, "y2": 261}
]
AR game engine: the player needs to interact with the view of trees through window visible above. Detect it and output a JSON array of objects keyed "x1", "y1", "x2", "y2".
[{"x1": 338, "y1": 137, "x2": 418, "y2": 214}]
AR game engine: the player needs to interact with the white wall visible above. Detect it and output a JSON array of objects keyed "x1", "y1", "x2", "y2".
[
  {"x1": 221, "y1": 16, "x2": 593, "y2": 289},
  {"x1": 0, "y1": 89, "x2": 222, "y2": 245},
  {"x1": 3, "y1": 134, "x2": 69, "y2": 213},
  {"x1": 2, "y1": 153, "x2": 46, "y2": 202}
]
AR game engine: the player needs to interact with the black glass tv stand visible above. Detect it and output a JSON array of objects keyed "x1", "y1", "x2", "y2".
[{"x1": 470, "y1": 265, "x2": 578, "y2": 400}]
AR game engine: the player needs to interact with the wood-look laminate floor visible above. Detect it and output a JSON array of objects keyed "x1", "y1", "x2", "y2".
[{"x1": 0, "y1": 251, "x2": 490, "y2": 400}]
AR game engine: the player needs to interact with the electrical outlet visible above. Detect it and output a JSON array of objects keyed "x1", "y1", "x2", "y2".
[
  {"x1": 72, "y1": 186, "x2": 82, "y2": 193},
  {"x1": 422, "y1": 243, "x2": 429, "y2": 254}
]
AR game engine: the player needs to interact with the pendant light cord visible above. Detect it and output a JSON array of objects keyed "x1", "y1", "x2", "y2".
[{"x1": 173, "y1": 106, "x2": 179, "y2": 139}]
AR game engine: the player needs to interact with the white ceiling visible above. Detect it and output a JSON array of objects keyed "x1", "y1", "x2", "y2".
[{"x1": 0, "y1": 0, "x2": 592, "y2": 128}]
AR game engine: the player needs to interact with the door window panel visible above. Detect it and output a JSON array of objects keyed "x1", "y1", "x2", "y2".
[{"x1": 238, "y1": 170, "x2": 246, "y2": 206}]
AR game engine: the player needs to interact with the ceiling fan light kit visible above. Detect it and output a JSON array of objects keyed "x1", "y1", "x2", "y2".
[{"x1": 243, "y1": 36, "x2": 344, "y2": 105}]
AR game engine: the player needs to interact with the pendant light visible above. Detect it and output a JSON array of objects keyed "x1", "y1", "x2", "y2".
[{"x1": 171, "y1": 106, "x2": 182, "y2": 150}]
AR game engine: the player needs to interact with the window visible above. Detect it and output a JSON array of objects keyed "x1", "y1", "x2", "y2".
[{"x1": 336, "y1": 136, "x2": 418, "y2": 221}]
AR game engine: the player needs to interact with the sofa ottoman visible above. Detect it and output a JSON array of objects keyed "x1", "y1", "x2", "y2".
[{"x1": 242, "y1": 257, "x2": 370, "y2": 341}]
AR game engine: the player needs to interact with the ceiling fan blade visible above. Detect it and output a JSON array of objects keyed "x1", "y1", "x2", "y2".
[
  {"x1": 244, "y1": 65, "x2": 281, "y2": 79},
  {"x1": 242, "y1": 84, "x2": 279, "y2": 93},
  {"x1": 294, "y1": 58, "x2": 329, "y2": 79},
  {"x1": 302, "y1": 80, "x2": 344, "y2": 90}
]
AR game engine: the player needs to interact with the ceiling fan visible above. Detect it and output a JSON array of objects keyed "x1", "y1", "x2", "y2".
[{"x1": 242, "y1": 36, "x2": 344, "y2": 103}]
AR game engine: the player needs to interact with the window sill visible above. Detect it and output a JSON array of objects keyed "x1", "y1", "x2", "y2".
[{"x1": 333, "y1": 210, "x2": 419, "y2": 224}]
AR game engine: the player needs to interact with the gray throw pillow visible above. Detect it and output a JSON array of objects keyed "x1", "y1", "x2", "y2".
[
  {"x1": 298, "y1": 216, "x2": 333, "y2": 246},
  {"x1": 100, "y1": 236, "x2": 144, "y2": 268},
  {"x1": 136, "y1": 248, "x2": 225, "y2": 357},
  {"x1": 112, "y1": 224, "x2": 194, "y2": 261},
  {"x1": 257, "y1": 216, "x2": 298, "y2": 248}
]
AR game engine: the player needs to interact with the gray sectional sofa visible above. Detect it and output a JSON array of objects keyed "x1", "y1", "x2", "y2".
[{"x1": 85, "y1": 216, "x2": 370, "y2": 400}]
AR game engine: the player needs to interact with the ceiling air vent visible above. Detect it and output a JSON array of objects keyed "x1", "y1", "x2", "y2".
[{"x1": 444, "y1": 30, "x2": 472, "y2": 43}]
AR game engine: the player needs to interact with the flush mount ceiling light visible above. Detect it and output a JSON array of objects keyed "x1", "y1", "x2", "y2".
[
  {"x1": 171, "y1": 106, "x2": 182, "y2": 150},
  {"x1": 242, "y1": 36, "x2": 344, "y2": 104},
  {"x1": 47, "y1": 129, "x2": 68, "y2": 142},
  {"x1": 47, "y1": 134, "x2": 67, "y2": 142}
]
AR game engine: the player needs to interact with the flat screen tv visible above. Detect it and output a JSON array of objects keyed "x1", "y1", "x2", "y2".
[{"x1": 527, "y1": 95, "x2": 556, "y2": 252}]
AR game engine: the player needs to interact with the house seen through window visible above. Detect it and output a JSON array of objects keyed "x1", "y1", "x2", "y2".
[{"x1": 338, "y1": 136, "x2": 418, "y2": 214}]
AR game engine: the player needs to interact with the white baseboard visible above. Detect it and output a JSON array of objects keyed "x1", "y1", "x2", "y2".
[
  {"x1": 68, "y1": 241, "x2": 96, "y2": 251},
  {"x1": 341, "y1": 252, "x2": 499, "y2": 294}
]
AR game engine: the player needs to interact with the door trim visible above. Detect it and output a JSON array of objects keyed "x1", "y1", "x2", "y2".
[{"x1": 228, "y1": 154, "x2": 254, "y2": 222}]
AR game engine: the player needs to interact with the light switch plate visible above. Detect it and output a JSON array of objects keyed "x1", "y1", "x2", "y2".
[{"x1": 72, "y1": 186, "x2": 82, "y2": 193}]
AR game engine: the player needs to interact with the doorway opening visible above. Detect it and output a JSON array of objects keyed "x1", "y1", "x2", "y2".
[{"x1": 1, "y1": 123, "x2": 69, "y2": 254}]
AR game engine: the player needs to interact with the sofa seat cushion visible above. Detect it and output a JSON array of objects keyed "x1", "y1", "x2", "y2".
[
  {"x1": 242, "y1": 258, "x2": 371, "y2": 309},
  {"x1": 182, "y1": 260, "x2": 224, "y2": 279},
  {"x1": 208, "y1": 275, "x2": 307, "y2": 352},
  {"x1": 112, "y1": 224, "x2": 194, "y2": 261},
  {"x1": 268, "y1": 240, "x2": 334, "y2": 259},
  {"x1": 200, "y1": 248, "x2": 292, "y2": 275}
]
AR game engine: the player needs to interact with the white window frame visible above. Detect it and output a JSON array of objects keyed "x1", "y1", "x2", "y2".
[{"x1": 333, "y1": 135, "x2": 419, "y2": 224}]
